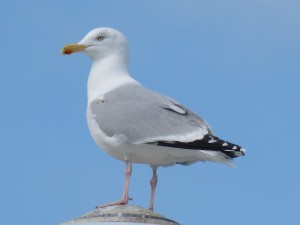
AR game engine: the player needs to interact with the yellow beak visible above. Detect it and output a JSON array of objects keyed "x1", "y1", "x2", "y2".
[{"x1": 61, "y1": 43, "x2": 87, "y2": 55}]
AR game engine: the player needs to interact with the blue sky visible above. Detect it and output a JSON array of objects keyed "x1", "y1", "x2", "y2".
[{"x1": 1, "y1": 1, "x2": 300, "y2": 224}]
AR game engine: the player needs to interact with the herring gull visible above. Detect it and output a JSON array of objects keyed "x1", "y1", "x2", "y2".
[{"x1": 61, "y1": 27, "x2": 245, "y2": 210}]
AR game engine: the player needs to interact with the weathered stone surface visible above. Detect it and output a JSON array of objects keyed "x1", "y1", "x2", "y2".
[{"x1": 60, "y1": 205, "x2": 180, "y2": 225}]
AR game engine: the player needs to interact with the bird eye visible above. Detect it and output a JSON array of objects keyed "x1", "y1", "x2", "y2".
[{"x1": 96, "y1": 35, "x2": 104, "y2": 41}]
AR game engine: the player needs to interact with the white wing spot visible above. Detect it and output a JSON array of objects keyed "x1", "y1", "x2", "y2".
[
  {"x1": 240, "y1": 148, "x2": 246, "y2": 153},
  {"x1": 208, "y1": 136, "x2": 217, "y2": 143}
]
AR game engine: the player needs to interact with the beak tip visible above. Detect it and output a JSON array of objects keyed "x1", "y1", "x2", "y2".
[{"x1": 61, "y1": 47, "x2": 72, "y2": 55}]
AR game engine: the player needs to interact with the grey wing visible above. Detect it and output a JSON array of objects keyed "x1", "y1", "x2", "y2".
[{"x1": 88, "y1": 84, "x2": 213, "y2": 145}]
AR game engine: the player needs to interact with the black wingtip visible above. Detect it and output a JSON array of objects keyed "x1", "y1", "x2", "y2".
[{"x1": 156, "y1": 134, "x2": 245, "y2": 159}]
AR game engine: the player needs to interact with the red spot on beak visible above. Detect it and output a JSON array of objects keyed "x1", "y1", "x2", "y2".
[{"x1": 64, "y1": 50, "x2": 73, "y2": 55}]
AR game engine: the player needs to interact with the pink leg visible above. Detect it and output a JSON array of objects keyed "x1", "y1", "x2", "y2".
[
  {"x1": 96, "y1": 160, "x2": 132, "y2": 208},
  {"x1": 149, "y1": 166, "x2": 158, "y2": 210}
]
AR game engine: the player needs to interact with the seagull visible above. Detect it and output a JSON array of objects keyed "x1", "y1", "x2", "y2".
[{"x1": 61, "y1": 27, "x2": 245, "y2": 210}]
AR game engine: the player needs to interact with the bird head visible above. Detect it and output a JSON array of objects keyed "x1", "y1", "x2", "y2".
[{"x1": 61, "y1": 27, "x2": 129, "y2": 61}]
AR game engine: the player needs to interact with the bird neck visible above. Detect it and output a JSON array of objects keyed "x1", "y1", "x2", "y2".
[{"x1": 87, "y1": 55, "x2": 138, "y2": 102}]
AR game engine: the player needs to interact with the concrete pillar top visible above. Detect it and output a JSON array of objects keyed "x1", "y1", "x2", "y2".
[{"x1": 60, "y1": 205, "x2": 180, "y2": 225}]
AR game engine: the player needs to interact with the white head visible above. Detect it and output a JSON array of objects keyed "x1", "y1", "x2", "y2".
[{"x1": 62, "y1": 27, "x2": 129, "y2": 62}]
